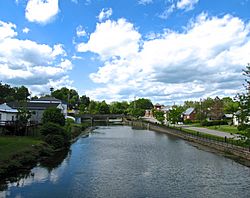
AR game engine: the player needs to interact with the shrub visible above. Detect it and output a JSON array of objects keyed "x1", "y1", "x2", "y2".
[
  {"x1": 40, "y1": 122, "x2": 65, "y2": 136},
  {"x1": 183, "y1": 119, "x2": 192, "y2": 124},
  {"x1": 40, "y1": 122, "x2": 70, "y2": 148},
  {"x1": 237, "y1": 124, "x2": 249, "y2": 131},
  {"x1": 201, "y1": 120, "x2": 228, "y2": 126},
  {"x1": 44, "y1": 134, "x2": 65, "y2": 149},
  {"x1": 42, "y1": 107, "x2": 65, "y2": 126}
]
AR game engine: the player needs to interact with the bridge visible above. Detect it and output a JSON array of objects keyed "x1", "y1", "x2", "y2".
[{"x1": 78, "y1": 114, "x2": 126, "y2": 125}]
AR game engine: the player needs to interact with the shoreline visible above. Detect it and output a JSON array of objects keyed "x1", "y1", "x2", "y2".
[
  {"x1": 124, "y1": 121, "x2": 250, "y2": 164},
  {"x1": 0, "y1": 126, "x2": 93, "y2": 181}
]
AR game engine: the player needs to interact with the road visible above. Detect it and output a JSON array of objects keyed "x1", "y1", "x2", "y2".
[{"x1": 181, "y1": 126, "x2": 240, "y2": 139}]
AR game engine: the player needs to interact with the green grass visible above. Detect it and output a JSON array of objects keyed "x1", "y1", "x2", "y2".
[
  {"x1": 204, "y1": 125, "x2": 246, "y2": 135},
  {"x1": 0, "y1": 136, "x2": 43, "y2": 161},
  {"x1": 187, "y1": 123, "x2": 246, "y2": 135}
]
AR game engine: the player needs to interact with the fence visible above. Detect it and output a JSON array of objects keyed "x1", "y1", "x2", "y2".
[{"x1": 0, "y1": 120, "x2": 39, "y2": 136}]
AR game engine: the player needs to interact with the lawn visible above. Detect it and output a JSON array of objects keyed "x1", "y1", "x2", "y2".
[
  {"x1": 0, "y1": 136, "x2": 43, "y2": 162},
  {"x1": 205, "y1": 125, "x2": 245, "y2": 135}
]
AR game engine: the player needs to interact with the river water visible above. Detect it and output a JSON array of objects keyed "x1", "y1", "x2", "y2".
[{"x1": 1, "y1": 126, "x2": 250, "y2": 198}]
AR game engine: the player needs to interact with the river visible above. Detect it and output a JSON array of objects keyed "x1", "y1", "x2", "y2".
[{"x1": 1, "y1": 126, "x2": 250, "y2": 198}]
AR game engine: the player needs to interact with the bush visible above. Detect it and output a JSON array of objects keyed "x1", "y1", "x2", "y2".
[
  {"x1": 44, "y1": 134, "x2": 65, "y2": 149},
  {"x1": 201, "y1": 120, "x2": 228, "y2": 126},
  {"x1": 237, "y1": 124, "x2": 249, "y2": 131},
  {"x1": 40, "y1": 122, "x2": 70, "y2": 149},
  {"x1": 183, "y1": 119, "x2": 192, "y2": 124},
  {"x1": 42, "y1": 107, "x2": 65, "y2": 126},
  {"x1": 40, "y1": 122, "x2": 65, "y2": 136}
]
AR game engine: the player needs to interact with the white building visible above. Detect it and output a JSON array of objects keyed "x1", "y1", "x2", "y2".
[
  {"x1": 8, "y1": 97, "x2": 68, "y2": 124},
  {"x1": 0, "y1": 103, "x2": 18, "y2": 125}
]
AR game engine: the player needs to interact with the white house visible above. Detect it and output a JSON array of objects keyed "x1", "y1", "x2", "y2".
[
  {"x1": 0, "y1": 103, "x2": 18, "y2": 125},
  {"x1": 8, "y1": 96, "x2": 68, "y2": 124}
]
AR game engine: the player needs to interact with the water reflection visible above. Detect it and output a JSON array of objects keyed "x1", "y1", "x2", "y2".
[
  {"x1": 0, "y1": 149, "x2": 70, "y2": 197},
  {"x1": 1, "y1": 126, "x2": 250, "y2": 198}
]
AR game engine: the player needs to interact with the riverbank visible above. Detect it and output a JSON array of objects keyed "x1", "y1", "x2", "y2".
[
  {"x1": 0, "y1": 137, "x2": 54, "y2": 178},
  {"x1": 0, "y1": 125, "x2": 92, "y2": 179},
  {"x1": 124, "y1": 120, "x2": 250, "y2": 162}
]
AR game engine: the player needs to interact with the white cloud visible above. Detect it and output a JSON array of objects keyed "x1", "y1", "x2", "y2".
[
  {"x1": 98, "y1": 8, "x2": 113, "y2": 22},
  {"x1": 25, "y1": 0, "x2": 59, "y2": 24},
  {"x1": 22, "y1": 27, "x2": 30, "y2": 33},
  {"x1": 0, "y1": 21, "x2": 17, "y2": 40},
  {"x1": 77, "y1": 18, "x2": 141, "y2": 60},
  {"x1": 138, "y1": 0, "x2": 153, "y2": 5},
  {"x1": 0, "y1": 20, "x2": 73, "y2": 94},
  {"x1": 76, "y1": 25, "x2": 87, "y2": 37},
  {"x1": 159, "y1": 0, "x2": 199, "y2": 19},
  {"x1": 78, "y1": 14, "x2": 250, "y2": 104},
  {"x1": 177, "y1": 0, "x2": 199, "y2": 11}
]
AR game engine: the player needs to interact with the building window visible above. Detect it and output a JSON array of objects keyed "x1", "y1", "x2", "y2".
[
  {"x1": 12, "y1": 116, "x2": 14, "y2": 121},
  {"x1": 0, "y1": 114, "x2": 1, "y2": 121}
]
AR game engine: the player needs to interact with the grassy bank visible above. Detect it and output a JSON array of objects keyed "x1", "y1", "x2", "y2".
[
  {"x1": 0, "y1": 122, "x2": 91, "y2": 178},
  {"x1": 0, "y1": 136, "x2": 54, "y2": 177},
  {"x1": 0, "y1": 136, "x2": 43, "y2": 162}
]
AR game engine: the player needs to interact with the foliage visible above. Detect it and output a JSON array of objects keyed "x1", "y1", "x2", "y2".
[
  {"x1": 201, "y1": 120, "x2": 228, "y2": 126},
  {"x1": 42, "y1": 107, "x2": 65, "y2": 126},
  {"x1": 153, "y1": 110, "x2": 165, "y2": 124},
  {"x1": 128, "y1": 98, "x2": 153, "y2": 117},
  {"x1": 183, "y1": 119, "x2": 192, "y2": 124},
  {"x1": 17, "y1": 105, "x2": 32, "y2": 125},
  {"x1": 210, "y1": 96, "x2": 224, "y2": 120},
  {"x1": 40, "y1": 122, "x2": 70, "y2": 149},
  {"x1": 110, "y1": 101, "x2": 129, "y2": 114},
  {"x1": 129, "y1": 108, "x2": 145, "y2": 118},
  {"x1": 97, "y1": 100, "x2": 110, "y2": 114},
  {"x1": 235, "y1": 63, "x2": 250, "y2": 130},
  {"x1": 52, "y1": 87, "x2": 79, "y2": 109},
  {"x1": 44, "y1": 135, "x2": 65, "y2": 149},
  {"x1": 0, "y1": 83, "x2": 30, "y2": 103},
  {"x1": 129, "y1": 98, "x2": 153, "y2": 110},
  {"x1": 222, "y1": 97, "x2": 239, "y2": 114},
  {"x1": 168, "y1": 105, "x2": 184, "y2": 124}
]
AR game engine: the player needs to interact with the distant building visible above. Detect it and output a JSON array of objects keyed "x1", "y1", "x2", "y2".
[
  {"x1": 154, "y1": 103, "x2": 164, "y2": 110},
  {"x1": 0, "y1": 103, "x2": 18, "y2": 125},
  {"x1": 8, "y1": 96, "x2": 67, "y2": 123},
  {"x1": 183, "y1": 108, "x2": 196, "y2": 121},
  {"x1": 144, "y1": 109, "x2": 153, "y2": 117}
]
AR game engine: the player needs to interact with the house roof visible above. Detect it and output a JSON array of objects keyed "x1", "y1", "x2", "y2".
[
  {"x1": 30, "y1": 96, "x2": 67, "y2": 105},
  {"x1": 183, "y1": 108, "x2": 195, "y2": 116},
  {"x1": 0, "y1": 103, "x2": 18, "y2": 113},
  {"x1": 8, "y1": 101, "x2": 60, "y2": 110}
]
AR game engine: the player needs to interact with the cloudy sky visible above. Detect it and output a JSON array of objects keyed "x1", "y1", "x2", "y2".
[{"x1": 0, "y1": 0, "x2": 250, "y2": 104}]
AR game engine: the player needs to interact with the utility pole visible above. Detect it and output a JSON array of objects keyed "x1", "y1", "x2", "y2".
[{"x1": 134, "y1": 96, "x2": 136, "y2": 109}]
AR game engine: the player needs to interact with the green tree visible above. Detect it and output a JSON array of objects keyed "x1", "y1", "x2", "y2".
[
  {"x1": 128, "y1": 98, "x2": 153, "y2": 117},
  {"x1": 14, "y1": 86, "x2": 30, "y2": 101},
  {"x1": 210, "y1": 96, "x2": 224, "y2": 120},
  {"x1": 235, "y1": 64, "x2": 250, "y2": 127},
  {"x1": 40, "y1": 122, "x2": 70, "y2": 149},
  {"x1": 42, "y1": 107, "x2": 65, "y2": 126},
  {"x1": 168, "y1": 105, "x2": 184, "y2": 124},
  {"x1": 222, "y1": 97, "x2": 239, "y2": 114},
  {"x1": 110, "y1": 101, "x2": 129, "y2": 114},
  {"x1": 52, "y1": 87, "x2": 79, "y2": 109},
  {"x1": 88, "y1": 100, "x2": 98, "y2": 114},
  {"x1": 97, "y1": 100, "x2": 110, "y2": 114},
  {"x1": 153, "y1": 110, "x2": 165, "y2": 124}
]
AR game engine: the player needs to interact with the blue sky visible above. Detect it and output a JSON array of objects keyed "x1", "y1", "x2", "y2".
[{"x1": 0, "y1": 0, "x2": 250, "y2": 104}]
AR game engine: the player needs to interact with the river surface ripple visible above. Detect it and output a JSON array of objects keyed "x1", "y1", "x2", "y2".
[{"x1": 1, "y1": 126, "x2": 250, "y2": 198}]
